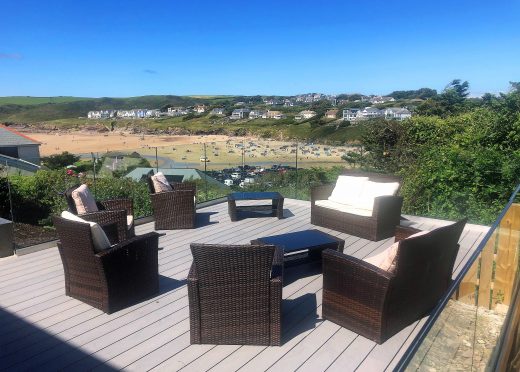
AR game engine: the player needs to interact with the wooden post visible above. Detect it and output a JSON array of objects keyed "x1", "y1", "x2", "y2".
[
  {"x1": 493, "y1": 203, "x2": 520, "y2": 309},
  {"x1": 477, "y1": 231, "x2": 498, "y2": 309}
]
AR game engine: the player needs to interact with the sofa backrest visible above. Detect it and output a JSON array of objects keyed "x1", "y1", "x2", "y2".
[
  {"x1": 385, "y1": 218, "x2": 467, "y2": 334},
  {"x1": 341, "y1": 170, "x2": 402, "y2": 193}
]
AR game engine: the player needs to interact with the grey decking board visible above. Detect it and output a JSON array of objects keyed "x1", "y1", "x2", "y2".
[
  {"x1": 295, "y1": 328, "x2": 358, "y2": 372},
  {"x1": 10, "y1": 215, "x2": 320, "y2": 370},
  {"x1": 0, "y1": 199, "x2": 487, "y2": 372}
]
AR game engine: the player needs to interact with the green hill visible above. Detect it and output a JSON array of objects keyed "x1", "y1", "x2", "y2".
[
  {"x1": 0, "y1": 95, "x2": 234, "y2": 122},
  {"x1": 0, "y1": 96, "x2": 93, "y2": 105}
]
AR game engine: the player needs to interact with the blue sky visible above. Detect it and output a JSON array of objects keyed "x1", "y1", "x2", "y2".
[{"x1": 1, "y1": 0, "x2": 519, "y2": 97}]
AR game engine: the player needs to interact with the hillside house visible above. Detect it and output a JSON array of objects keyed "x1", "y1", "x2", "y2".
[
  {"x1": 325, "y1": 109, "x2": 338, "y2": 119},
  {"x1": 167, "y1": 107, "x2": 191, "y2": 117},
  {"x1": 359, "y1": 107, "x2": 383, "y2": 119},
  {"x1": 384, "y1": 107, "x2": 412, "y2": 120},
  {"x1": 230, "y1": 108, "x2": 251, "y2": 120},
  {"x1": 369, "y1": 95, "x2": 396, "y2": 104},
  {"x1": 263, "y1": 110, "x2": 286, "y2": 119},
  {"x1": 210, "y1": 108, "x2": 225, "y2": 116},
  {"x1": 0, "y1": 125, "x2": 41, "y2": 171},
  {"x1": 342, "y1": 108, "x2": 360, "y2": 121},
  {"x1": 298, "y1": 110, "x2": 316, "y2": 119},
  {"x1": 249, "y1": 110, "x2": 266, "y2": 119},
  {"x1": 87, "y1": 110, "x2": 118, "y2": 119},
  {"x1": 194, "y1": 105, "x2": 206, "y2": 113}
]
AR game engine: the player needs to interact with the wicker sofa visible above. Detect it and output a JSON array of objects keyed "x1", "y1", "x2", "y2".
[
  {"x1": 53, "y1": 215, "x2": 160, "y2": 314},
  {"x1": 311, "y1": 171, "x2": 403, "y2": 241},
  {"x1": 322, "y1": 219, "x2": 467, "y2": 344},
  {"x1": 146, "y1": 176, "x2": 197, "y2": 230},
  {"x1": 188, "y1": 243, "x2": 283, "y2": 346}
]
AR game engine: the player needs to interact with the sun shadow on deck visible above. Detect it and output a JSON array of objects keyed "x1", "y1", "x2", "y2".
[
  {"x1": 195, "y1": 211, "x2": 219, "y2": 227},
  {"x1": 158, "y1": 274, "x2": 187, "y2": 294},
  {"x1": 282, "y1": 293, "x2": 320, "y2": 343},
  {"x1": 0, "y1": 307, "x2": 118, "y2": 371},
  {"x1": 284, "y1": 260, "x2": 322, "y2": 286}
]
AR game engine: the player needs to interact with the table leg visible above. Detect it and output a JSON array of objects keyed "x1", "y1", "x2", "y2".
[
  {"x1": 228, "y1": 200, "x2": 238, "y2": 221},
  {"x1": 276, "y1": 197, "x2": 284, "y2": 219}
]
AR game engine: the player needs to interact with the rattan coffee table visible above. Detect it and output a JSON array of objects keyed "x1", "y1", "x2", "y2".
[
  {"x1": 252, "y1": 229, "x2": 345, "y2": 265},
  {"x1": 227, "y1": 192, "x2": 284, "y2": 221}
]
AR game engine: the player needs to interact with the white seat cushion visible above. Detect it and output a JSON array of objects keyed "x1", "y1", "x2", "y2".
[
  {"x1": 352, "y1": 181, "x2": 400, "y2": 210},
  {"x1": 315, "y1": 199, "x2": 373, "y2": 217},
  {"x1": 71, "y1": 184, "x2": 98, "y2": 214},
  {"x1": 61, "y1": 211, "x2": 112, "y2": 252},
  {"x1": 328, "y1": 176, "x2": 368, "y2": 205},
  {"x1": 151, "y1": 172, "x2": 173, "y2": 193},
  {"x1": 127, "y1": 215, "x2": 134, "y2": 230},
  {"x1": 363, "y1": 230, "x2": 429, "y2": 273}
]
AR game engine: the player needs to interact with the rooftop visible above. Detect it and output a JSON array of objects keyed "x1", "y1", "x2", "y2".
[
  {"x1": 0, "y1": 198, "x2": 487, "y2": 371},
  {"x1": 0, "y1": 125, "x2": 41, "y2": 147}
]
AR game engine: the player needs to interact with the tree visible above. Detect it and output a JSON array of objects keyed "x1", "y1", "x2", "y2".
[{"x1": 41, "y1": 152, "x2": 80, "y2": 170}]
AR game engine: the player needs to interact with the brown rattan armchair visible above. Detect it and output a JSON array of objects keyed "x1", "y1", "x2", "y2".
[
  {"x1": 53, "y1": 215, "x2": 160, "y2": 314},
  {"x1": 311, "y1": 171, "x2": 403, "y2": 241},
  {"x1": 188, "y1": 243, "x2": 283, "y2": 346},
  {"x1": 146, "y1": 177, "x2": 196, "y2": 230},
  {"x1": 322, "y1": 218, "x2": 467, "y2": 344},
  {"x1": 64, "y1": 185, "x2": 135, "y2": 243}
]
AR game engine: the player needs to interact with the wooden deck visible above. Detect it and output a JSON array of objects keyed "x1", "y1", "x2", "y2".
[{"x1": 0, "y1": 199, "x2": 488, "y2": 371}]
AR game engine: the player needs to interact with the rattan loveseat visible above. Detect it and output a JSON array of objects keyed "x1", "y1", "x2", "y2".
[
  {"x1": 53, "y1": 215, "x2": 160, "y2": 314},
  {"x1": 311, "y1": 171, "x2": 403, "y2": 241},
  {"x1": 188, "y1": 243, "x2": 283, "y2": 346},
  {"x1": 147, "y1": 176, "x2": 197, "y2": 230},
  {"x1": 321, "y1": 218, "x2": 467, "y2": 344}
]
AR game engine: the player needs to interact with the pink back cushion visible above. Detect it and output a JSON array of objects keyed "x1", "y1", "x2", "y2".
[{"x1": 71, "y1": 184, "x2": 98, "y2": 215}]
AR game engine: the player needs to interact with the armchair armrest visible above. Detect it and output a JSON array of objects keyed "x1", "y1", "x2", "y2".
[
  {"x1": 322, "y1": 249, "x2": 394, "y2": 342},
  {"x1": 269, "y1": 245, "x2": 284, "y2": 346},
  {"x1": 188, "y1": 262, "x2": 202, "y2": 344},
  {"x1": 81, "y1": 209, "x2": 129, "y2": 243},
  {"x1": 311, "y1": 183, "x2": 335, "y2": 204},
  {"x1": 96, "y1": 231, "x2": 161, "y2": 257},
  {"x1": 394, "y1": 225, "x2": 422, "y2": 242},
  {"x1": 99, "y1": 198, "x2": 134, "y2": 216},
  {"x1": 372, "y1": 195, "x2": 403, "y2": 218}
]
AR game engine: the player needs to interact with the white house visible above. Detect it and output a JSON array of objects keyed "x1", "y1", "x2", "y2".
[
  {"x1": 249, "y1": 110, "x2": 266, "y2": 119},
  {"x1": 87, "y1": 110, "x2": 117, "y2": 119},
  {"x1": 359, "y1": 107, "x2": 383, "y2": 119},
  {"x1": 384, "y1": 107, "x2": 412, "y2": 121},
  {"x1": 210, "y1": 108, "x2": 225, "y2": 116},
  {"x1": 369, "y1": 96, "x2": 396, "y2": 104},
  {"x1": 167, "y1": 107, "x2": 191, "y2": 116},
  {"x1": 342, "y1": 109, "x2": 360, "y2": 121},
  {"x1": 298, "y1": 110, "x2": 316, "y2": 119},
  {"x1": 230, "y1": 108, "x2": 251, "y2": 120}
]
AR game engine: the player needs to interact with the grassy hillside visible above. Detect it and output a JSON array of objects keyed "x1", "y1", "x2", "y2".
[
  {"x1": 0, "y1": 95, "x2": 238, "y2": 122},
  {"x1": 0, "y1": 96, "x2": 94, "y2": 105},
  {"x1": 0, "y1": 95, "x2": 365, "y2": 143}
]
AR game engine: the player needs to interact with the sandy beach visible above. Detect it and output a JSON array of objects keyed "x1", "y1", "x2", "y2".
[
  {"x1": 25, "y1": 131, "x2": 234, "y2": 156},
  {"x1": 23, "y1": 130, "x2": 351, "y2": 169}
]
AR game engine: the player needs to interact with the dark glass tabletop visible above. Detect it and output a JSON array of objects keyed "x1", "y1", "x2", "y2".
[
  {"x1": 228, "y1": 192, "x2": 282, "y2": 201},
  {"x1": 254, "y1": 229, "x2": 342, "y2": 253}
]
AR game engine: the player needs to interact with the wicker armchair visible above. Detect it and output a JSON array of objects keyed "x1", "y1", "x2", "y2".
[
  {"x1": 311, "y1": 171, "x2": 403, "y2": 241},
  {"x1": 322, "y1": 218, "x2": 467, "y2": 344},
  {"x1": 64, "y1": 185, "x2": 135, "y2": 243},
  {"x1": 53, "y1": 216, "x2": 160, "y2": 314},
  {"x1": 146, "y1": 177, "x2": 196, "y2": 230},
  {"x1": 188, "y1": 243, "x2": 283, "y2": 346}
]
